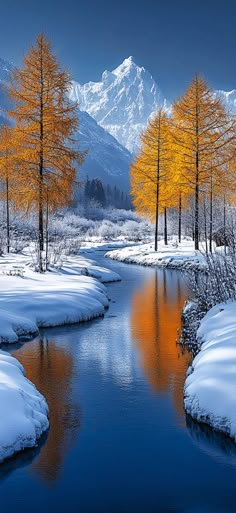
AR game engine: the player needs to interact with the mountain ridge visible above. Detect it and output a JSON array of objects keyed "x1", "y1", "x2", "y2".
[
  {"x1": 69, "y1": 56, "x2": 170, "y2": 154},
  {"x1": 0, "y1": 56, "x2": 235, "y2": 191},
  {"x1": 69, "y1": 56, "x2": 235, "y2": 154}
]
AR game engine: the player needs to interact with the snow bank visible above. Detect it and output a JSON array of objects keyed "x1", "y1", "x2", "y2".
[
  {"x1": 184, "y1": 301, "x2": 236, "y2": 439},
  {"x1": 60, "y1": 255, "x2": 121, "y2": 283},
  {"x1": 0, "y1": 350, "x2": 48, "y2": 463},
  {"x1": 0, "y1": 250, "x2": 121, "y2": 463},
  {"x1": 106, "y1": 241, "x2": 207, "y2": 271},
  {"x1": 0, "y1": 253, "x2": 120, "y2": 344}
]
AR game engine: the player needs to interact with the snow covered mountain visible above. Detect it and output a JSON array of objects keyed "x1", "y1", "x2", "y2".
[
  {"x1": 0, "y1": 58, "x2": 132, "y2": 191},
  {"x1": 0, "y1": 56, "x2": 235, "y2": 191},
  {"x1": 76, "y1": 109, "x2": 132, "y2": 189},
  {"x1": 69, "y1": 56, "x2": 169, "y2": 154}
]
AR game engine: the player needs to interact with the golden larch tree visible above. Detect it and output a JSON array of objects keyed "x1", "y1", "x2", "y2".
[
  {"x1": 0, "y1": 125, "x2": 17, "y2": 253},
  {"x1": 130, "y1": 109, "x2": 174, "y2": 250},
  {"x1": 8, "y1": 34, "x2": 84, "y2": 271},
  {"x1": 172, "y1": 75, "x2": 234, "y2": 250}
]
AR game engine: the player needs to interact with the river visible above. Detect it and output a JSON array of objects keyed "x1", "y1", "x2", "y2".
[{"x1": 1, "y1": 251, "x2": 236, "y2": 513}]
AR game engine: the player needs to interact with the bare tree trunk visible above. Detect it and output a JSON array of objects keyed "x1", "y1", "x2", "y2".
[
  {"x1": 203, "y1": 197, "x2": 208, "y2": 254},
  {"x1": 164, "y1": 207, "x2": 168, "y2": 245},
  {"x1": 154, "y1": 118, "x2": 161, "y2": 252},
  {"x1": 194, "y1": 80, "x2": 200, "y2": 251},
  {"x1": 178, "y1": 191, "x2": 182, "y2": 244},
  {"x1": 45, "y1": 193, "x2": 49, "y2": 270},
  {"x1": 223, "y1": 194, "x2": 226, "y2": 255},
  {"x1": 209, "y1": 170, "x2": 213, "y2": 253},
  {"x1": 6, "y1": 175, "x2": 10, "y2": 254},
  {"x1": 38, "y1": 40, "x2": 44, "y2": 272},
  {"x1": 195, "y1": 175, "x2": 199, "y2": 250},
  {"x1": 154, "y1": 179, "x2": 159, "y2": 251}
]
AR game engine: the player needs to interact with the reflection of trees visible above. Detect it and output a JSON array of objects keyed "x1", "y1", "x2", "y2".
[
  {"x1": 12, "y1": 337, "x2": 80, "y2": 484},
  {"x1": 131, "y1": 270, "x2": 190, "y2": 417}
]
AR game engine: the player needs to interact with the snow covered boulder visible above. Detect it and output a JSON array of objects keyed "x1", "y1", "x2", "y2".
[
  {"x1": 0, "y1": 350, "x2": 48, "y2": 463},
  {"x1": 184, "y1": 301, "x2": 236, "y2": 440}
]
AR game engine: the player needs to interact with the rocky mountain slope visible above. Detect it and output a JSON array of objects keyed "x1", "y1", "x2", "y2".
[{"x1": 69, "y1": 56, "x2": 169, "y2": 154}]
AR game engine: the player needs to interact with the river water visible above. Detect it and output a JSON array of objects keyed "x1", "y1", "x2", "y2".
[{"x1": 1, "y1": 251, "x2": 236, "y2": 513}]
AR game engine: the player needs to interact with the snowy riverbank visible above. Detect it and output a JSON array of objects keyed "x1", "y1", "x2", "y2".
[
  {"x1": 105, "y1": 240, "x2": 208, "y2": 271},
  {"x1": 0, "y1": 350, "x2": 48, "y2": 463},
  {"x1": 0, "y1": 251, "x2": 120, "y2": 345},
  {"x1": 106, "y1": 240, "x2": 236, "y2": 441},
  {"x1": 0, "y1": 249, "x2": 121, "y2": 463},
  {"x1": 184, "y1": 301, "x2": 236, "y2": 440}
]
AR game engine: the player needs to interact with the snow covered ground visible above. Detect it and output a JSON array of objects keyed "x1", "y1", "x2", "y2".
[
  {"x1": 0, "y1": 350, "x2": 48, "y2": 463},
  {"x1": 105, "y1": 240, "x2": 208, "y2": 271},
  {"x1": 184, "y1": 300, "x2": 236, "y2": 440},
  {"x1": 0, "y1": 251, "x2": 120, "y2": 344}
]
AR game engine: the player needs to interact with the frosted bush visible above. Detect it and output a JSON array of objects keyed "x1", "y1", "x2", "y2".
[
  {"x1": 122, "y1": 220, "x2": 153, "y2": 241},
  {"x1": 97, "y1": 220, "x2": 121, "y2": 240}
]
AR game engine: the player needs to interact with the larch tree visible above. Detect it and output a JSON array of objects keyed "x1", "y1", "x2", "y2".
[
  {"x1": 172, "y1": 75, "x2": 234, "y2": 250},
  {"x1": 130, "y1": 109, "x2": 174, "y2": 251},
  {"x1": 168, "y1": 138, "x2": 193, "y2": 244},
  {"x1": 0, "y1": 125, "x2": 17, "y2": 253},
  {"x1": 8, "y1": 34, "x2": 84, "y2": 271}
]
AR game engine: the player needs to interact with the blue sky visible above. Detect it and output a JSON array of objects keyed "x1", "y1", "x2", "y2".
[{"x1": 0, "y1": 0, "x2": 235, "y2": 100}]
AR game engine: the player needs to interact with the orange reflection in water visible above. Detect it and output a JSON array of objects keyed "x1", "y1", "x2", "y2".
[
  {"x1": 12, "y1": 338, "x2": 80, "y2": 484},
  {"x1": 131, "y1": 270, "x2": 190, "y2": 417}
]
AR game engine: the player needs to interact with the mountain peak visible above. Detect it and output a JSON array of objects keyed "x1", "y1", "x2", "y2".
[
  {"x1": 70, "y1": 56, "x2": 168, "y2": 153},
  {"x1": 112, "y1": 56, "x2": 138, "y2": 77},
  {"x1": 124, "y1": 56, "x2": 135, "y2": 65}
]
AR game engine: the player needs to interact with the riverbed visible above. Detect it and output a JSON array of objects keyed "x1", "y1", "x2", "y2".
[{"x1": 1, "y1": 251, "x2": 236, "y2": 513}]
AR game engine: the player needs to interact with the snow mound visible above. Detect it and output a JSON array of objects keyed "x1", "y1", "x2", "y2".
[
  {"x1": 0, "y1": 350, "x2": 48, "y2": 463},
  {"x1": 184, "y1": 301, "x2": 236, "y2": 439},
  {"x1": 105, "y1": 241, "x2": 207, "y2": 271},
  {"x1": 0, "y1": 273, "x2": 108, "y2": 344},
  {"x1": 0, "y1": 252, "x2": 120, "y2": 344}
]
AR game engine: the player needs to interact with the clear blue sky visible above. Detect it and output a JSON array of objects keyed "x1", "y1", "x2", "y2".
[{"x1": 0, "y1": 0, "x2": 235, "y2": 100}]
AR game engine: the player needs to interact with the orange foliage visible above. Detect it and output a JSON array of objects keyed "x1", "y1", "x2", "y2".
[{"x1": 8, "y1": 35, "x2": 84, "y2": 212}]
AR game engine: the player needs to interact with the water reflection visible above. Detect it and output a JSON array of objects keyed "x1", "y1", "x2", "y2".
[
  {"x1": 131, "y1": 270, "x2": 191, "y2": 417},
  {"x1": 187, "y1": 415, "x2": 236, "y2": 469},
  {"x1": 0, "y1": 432, "x2": 48, "y2": 484},
  {"x1": 12, "y1": 337, "x2": 80, "y2": 484},
  {"x1": 1, "y1": 256, "x2": 236, "y2": 513}
]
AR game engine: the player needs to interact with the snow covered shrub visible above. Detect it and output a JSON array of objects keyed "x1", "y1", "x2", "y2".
[
  {"x1": 10, "y1": 237, "x2": 26, "y2": 254},
  {"x1": 97, "y1": 220, "x2": 121, "y2": 240},
  {"x1": 186, "y1": 252, "x2": 236, "y2": 313},
  {"x1": 181, "y1": 299, "x2": 205, "y2": 348},
  {"x1": 0, "y1": 232, "x2": 5, "y2": 256},
  {"x1": 64, "y1": 238, "x2": 81, "y2": 255},
  {"x1": 121, "y1": 220, "x2": 153, "y2": 241},
  {"x1": 182, "y1": 250, "x2": 236, "y2": 346},
  {"x1": 47, "y1": 241, "x2": 65, "y2": 267}
]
